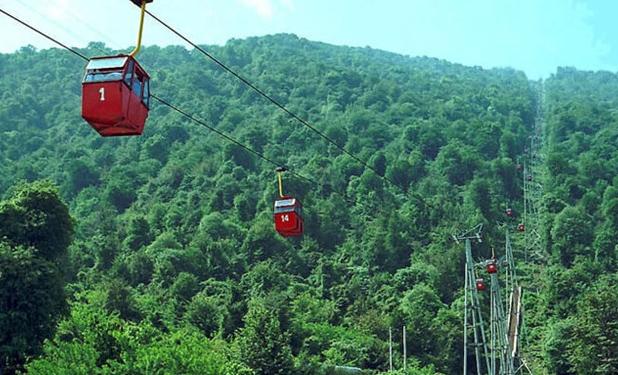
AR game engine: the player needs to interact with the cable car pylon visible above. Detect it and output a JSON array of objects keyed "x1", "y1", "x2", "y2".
[
  {"x1": 454, "y1": 224, "x2": 490, "y2": 375},
  {"x1": 504, "y1": 229, "x2": 521, "y2": 365},
  {"x1": 509, "y1": 81, "x2": 547, "y2": 375},
  {"x1": 522, "y1": 81, "x2": 547, "y2": 262},
  {"x1": 504, "y1": 226, "x2": 533, "y2": 374}
]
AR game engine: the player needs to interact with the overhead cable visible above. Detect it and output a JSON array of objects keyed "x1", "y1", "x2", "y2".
[{"x1": 145, "y1": 10, "x2": 396, "y2": 185}]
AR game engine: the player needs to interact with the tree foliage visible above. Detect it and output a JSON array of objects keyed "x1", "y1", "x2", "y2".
[{"x1": 0, "y1": 182, "x2": 72, "y2": 372}]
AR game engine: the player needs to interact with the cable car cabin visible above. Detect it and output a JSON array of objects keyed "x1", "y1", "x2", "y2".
[
  {"x1": 487, "y1": 261, "x2": 498, "y2": 274},
  {"x1": 274, "y1": 196, "x2": 303, "y2": 237},
  {"x1": 82, "y1": 55, "x2": 150, "y2": 136},
  {"x1": 506, "y1": 208, "x2": 513, "y2": 217},
  {"x1": 527, "y1": 175, "x2": 533, "y2": 182},
  {"x1": 476, "y1": 278, "x2": 486, "y2": 291},
  {"x1": 517, "y1": 223, "x2": 525, "y2": 232}
]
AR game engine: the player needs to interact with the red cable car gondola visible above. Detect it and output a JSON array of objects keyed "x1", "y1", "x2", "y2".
[
  {"x1": 476, "y1": 278, "x2": 486, "y2": 291},
  {"x1": 273, "y1": 167, "x2": 304, "y2": 237},
  {"x1": 274, "y1": 196, "x2": 304, "y2": 237},
  {"x1": 82, "y1": 55, "x2": 150, "y2": 136},
  {"x1": 517, "y1": 223, "x2": 525, "y2": 232},
  {"x1": 486, "y1": 261, "x2": 498, "y2": 274},
  {"x1": 81, "y1": 0, "x2": 152, "y2": 137},
  {"x1": 505, "y1": 208, "x2": 513, "y2": 217}
]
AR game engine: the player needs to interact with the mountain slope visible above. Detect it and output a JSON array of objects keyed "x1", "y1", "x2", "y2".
[{"x1": 1, "y1": 34, "x2": 539, "y2": 374}]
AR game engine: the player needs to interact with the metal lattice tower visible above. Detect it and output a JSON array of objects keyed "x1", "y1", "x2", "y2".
[
  {"x1": 483, "y1": 229, "x2": 529, "y2": 375},
  {"x1": 455, "y1": 224, "x2": 490, "y2": 375},
  {"x1": 522, "y1": 81, "x2": 547, "y2": 262},
  {"x1": 512, "y1": 81, "x2": 547, "y2": 375},
  {"x1": 504, "y1": 230, "x2": 522, "y2": 366},
  {"x1": 506, "y1": 223, "x2": 534, "y2": 374}
]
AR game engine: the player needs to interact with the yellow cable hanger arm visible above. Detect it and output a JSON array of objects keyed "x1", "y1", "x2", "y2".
[
  {"x1": 129, "y1": 0, "x2": 147, "y2": 57},
  {"x1": 277, "y1": 171, "x2": 284, "y2": 198}
]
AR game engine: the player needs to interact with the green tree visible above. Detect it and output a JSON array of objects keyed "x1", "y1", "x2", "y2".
[
  {"x1": 66, "y1": 158, "x2": 100, "y2": 194},
  {"x1": 123, "y1": 214, "x2": 152, "y2": 251},
  {"x1": 550, "y1": 206, "x2": 593, "y2": 267},
  {"x1": 0, "y1": 244, "x2": 66, "y2": 372},
  {"x1": 399, "y1": 283, "x2": 445, "y2": 361},
  {"x1": 0, "y1": 181, "x2": 72, "y2": 372},
  {"x1": 434, "y1": 141, "x2": 479, "y2": 186},
  {"x1": 236, "y1": 298, "x2": 294, "y2": 375},
  {"x1": 567, "y1": 274, "x2": 618, "y2": 374},
  {"x1": 186, "y1": 293, "x2": 225, "y2": 338},
  {"x1": 171, "y1": 272, "x2": 201, "y2": 303},
  {"x1": 0, "y1": 181, "x2": 73, "y2": 261},
  {"x1": 544, "y1": 319, "x2": 574, "y2": 375}
]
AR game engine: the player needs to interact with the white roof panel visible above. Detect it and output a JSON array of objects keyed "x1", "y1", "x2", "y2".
[
  {"x1": 275, "y1": 198, "x2": 296, "y2": 207},
  {"x1": 86, "y1": 56, "x2": 128, "y2": 70}
]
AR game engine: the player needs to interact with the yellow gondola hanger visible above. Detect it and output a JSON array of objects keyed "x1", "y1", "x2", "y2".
[
  {"x1": 276, "y1": 166, "x2": 287, "y2": 198},
  {"x1": 129, "y1": 0, "x2": 148, "y2": 57}
]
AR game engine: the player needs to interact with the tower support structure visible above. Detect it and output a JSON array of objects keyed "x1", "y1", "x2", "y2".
[{"x1": 455, "y1": 224, "x2": 490, "y2": 375}]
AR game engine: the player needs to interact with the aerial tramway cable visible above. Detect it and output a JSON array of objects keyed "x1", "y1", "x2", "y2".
[
  {"x1": 144, "y1": 9, "x2": 398, "y2": 187},
  {"x1": 143, "y1": 11, "x2": 436, "y2": 207},
  {"x1": 0, "y1": 8, "x2": 88, "y2": 60}
]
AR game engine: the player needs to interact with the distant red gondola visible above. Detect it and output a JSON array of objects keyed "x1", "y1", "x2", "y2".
[
  {"x1": 506, "y1": 208, "x2": 513, "y2": 217},
  {"x1": 81, "y1": 55, "x2": 150, "y2": 136},
  {"x1": 486, "y1": 261, "x2": 498, "y2": 274},
  {"x1": 476, "y1": 278, "x2": 486, "y2": 291},
  {"x1": 274, "y1": 196, "x2": 303, "y2": 237},
  {"x1": 517, "y1": 223, "x2": 525, "y2": 232}
]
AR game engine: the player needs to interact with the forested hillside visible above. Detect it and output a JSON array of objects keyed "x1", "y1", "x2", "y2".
[
  {"x1": 0, "y1": 34, "x2": 613, "y2": 374},
  {"x1": 528, "y1": 69, "x2": 618, "y2": 374}
]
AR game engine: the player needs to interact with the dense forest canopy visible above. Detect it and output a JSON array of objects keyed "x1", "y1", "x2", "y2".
[{"x1": 0, "y1": 34, "x2": 615, "y2": 374}]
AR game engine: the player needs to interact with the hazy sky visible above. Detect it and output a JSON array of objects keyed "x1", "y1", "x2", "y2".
[{"x1": 0, "y1": 0, "x2": 616, "y2": 79}]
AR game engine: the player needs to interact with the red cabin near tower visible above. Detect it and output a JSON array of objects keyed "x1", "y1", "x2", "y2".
[
  {"x1": 274, "y1": 196, "x2": 303, "y2": 237},
  {"x1": 476, "y1": 278, "x2": 486, "y2": 291},
  {"x1": 81, "y1": 55, "x2": 150, "y2": 136},
  {"x1": 487, "y1": 261, "x2": 498, "y2": 274}
]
